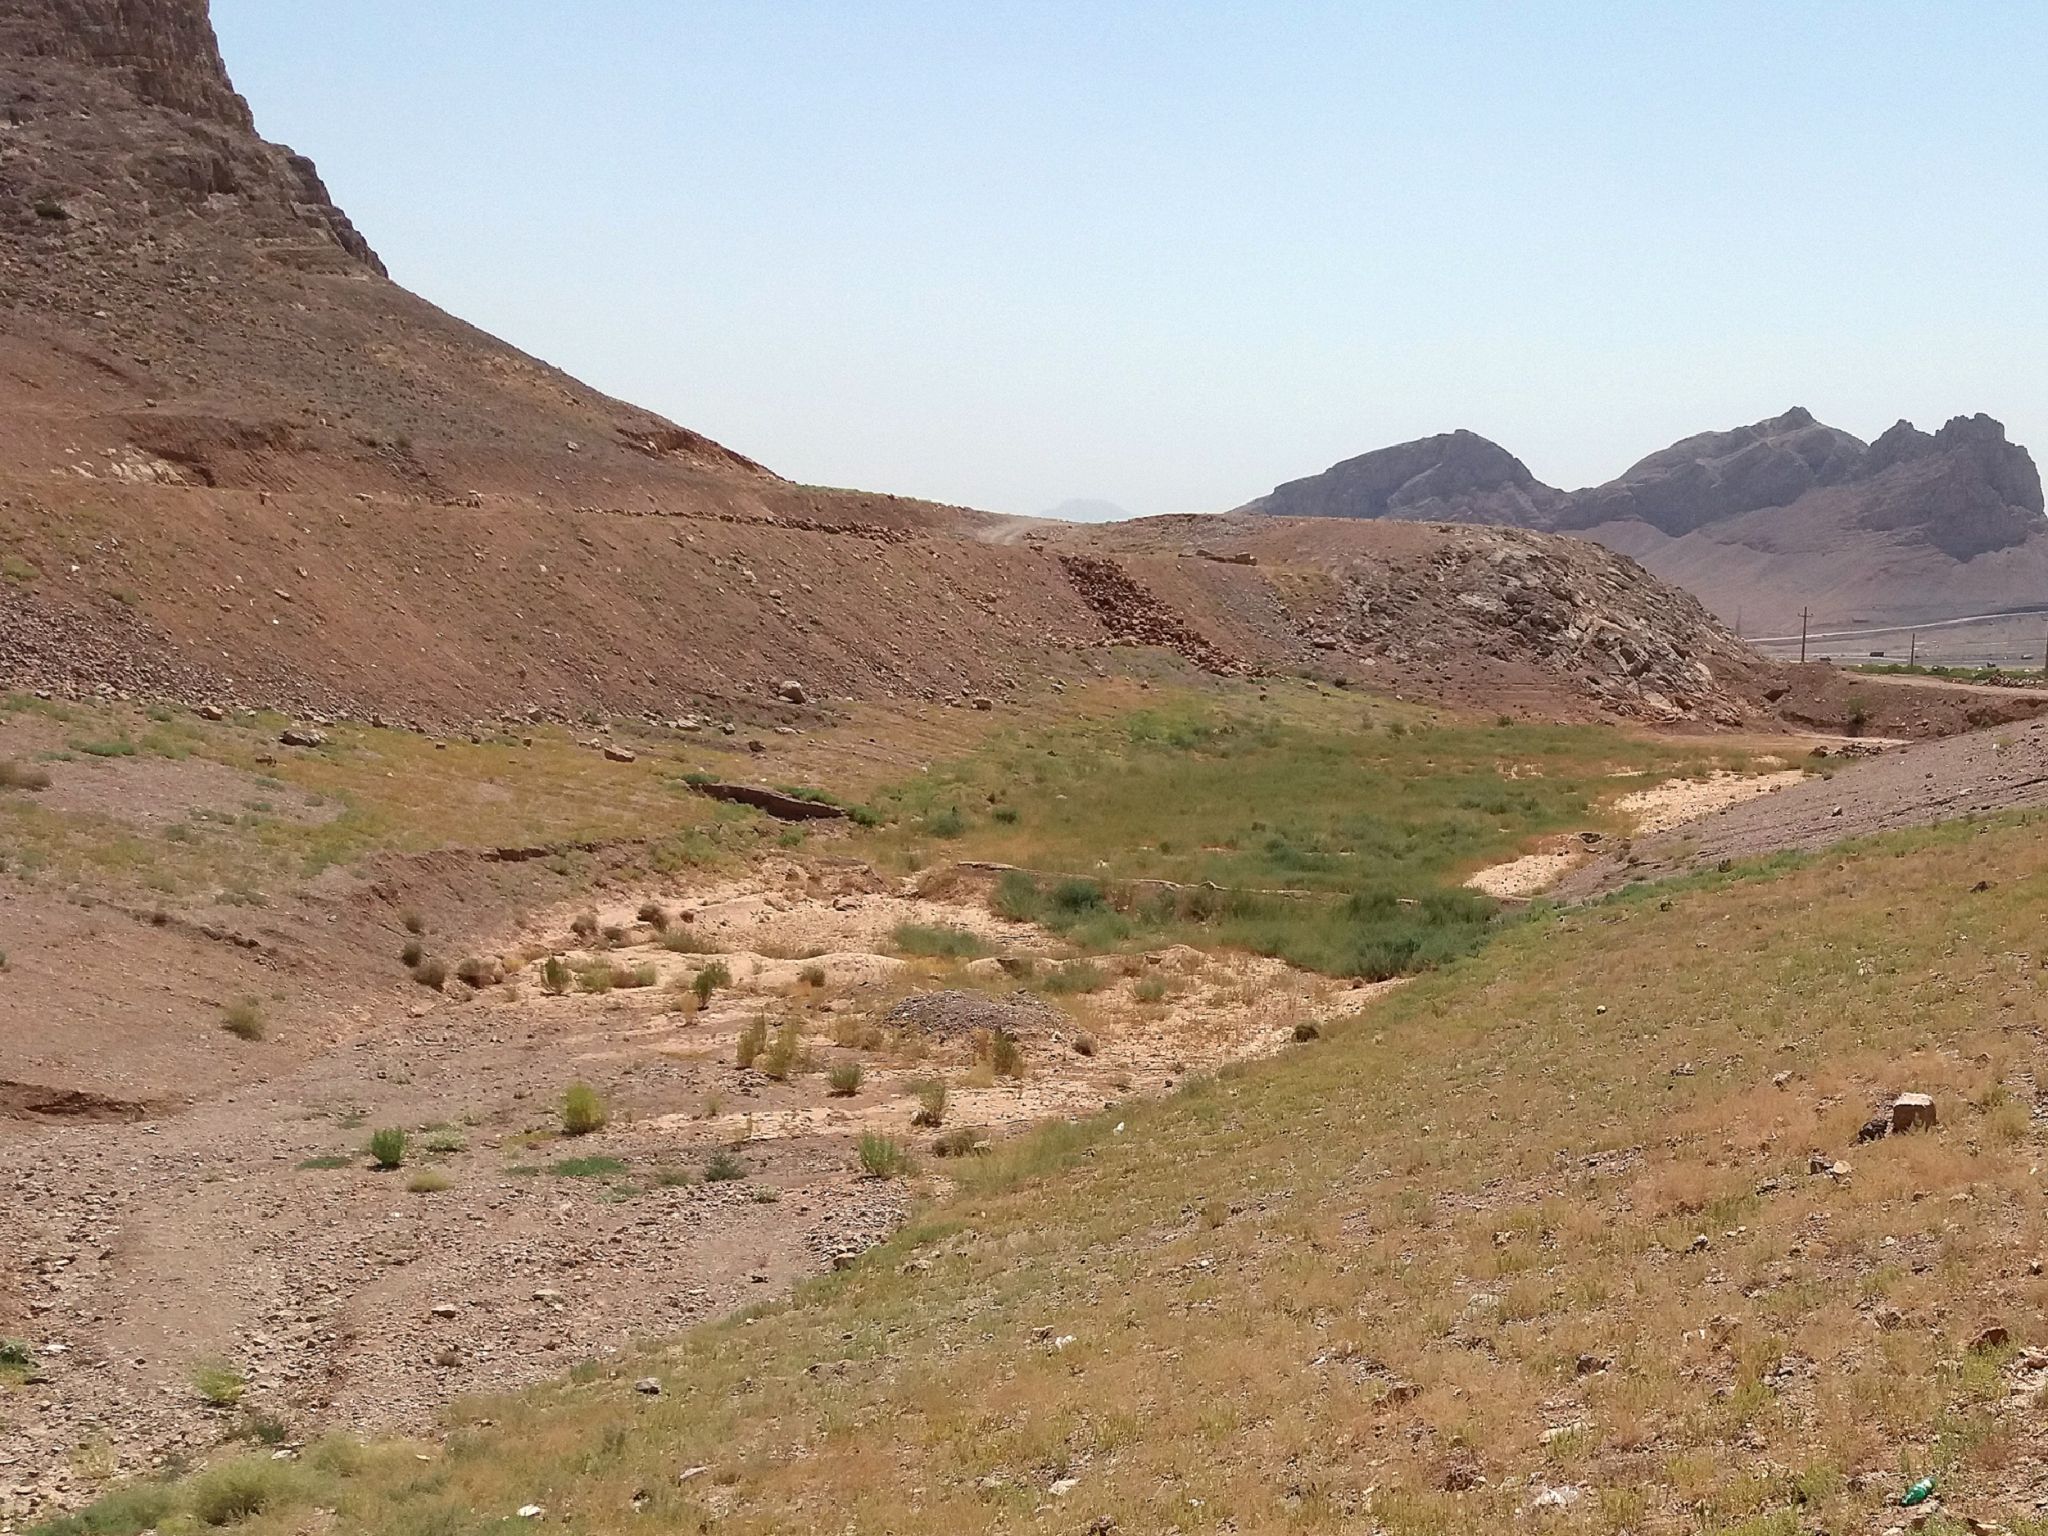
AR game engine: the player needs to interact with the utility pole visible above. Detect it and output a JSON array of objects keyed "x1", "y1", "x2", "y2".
[
  {"x1": 1799, "y1": 606, "x2": 1810, "y2": 665},
  {"x1": 1908, "y1": 629, "x2": 1917, "y2": 666}
]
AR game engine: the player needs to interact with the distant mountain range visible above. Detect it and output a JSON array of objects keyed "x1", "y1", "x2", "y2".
[{"x1": 1239, "y1": 408, "x2": 2048, "y2": 632}]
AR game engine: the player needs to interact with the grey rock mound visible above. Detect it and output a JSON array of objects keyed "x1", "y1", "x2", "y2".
[{"x1": 883, "y1": 989, "x2": 1060, "y2": 1041}]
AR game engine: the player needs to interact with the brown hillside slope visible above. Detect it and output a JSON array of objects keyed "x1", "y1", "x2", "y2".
[{"x1": 1, "y1": 0, "x2": 1787, "y2": 729}]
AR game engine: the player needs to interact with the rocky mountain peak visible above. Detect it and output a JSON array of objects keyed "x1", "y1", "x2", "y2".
[
  {"x1": 1243, "y1": 428, "x2": 1565, "y2": 525},
  {"x1": 1, "y1": 0, "x2": 252, "y2": 128}
]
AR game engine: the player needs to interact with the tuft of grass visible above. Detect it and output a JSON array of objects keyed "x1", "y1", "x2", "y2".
[
  {"x1": 186, "y1": 1456, "x2": 306, "y2": 1527},
  {"x1": 737, "y1": 1015, "x2": 769, "y2": 1069},
  {"x1": 1039, "y1": 959, "x2": 1106, "y2": 995},
  {"x1": 220, "y1": 998, "x2": 265, "y2": 1041},
  {"x1": 190, "y1": 1358, "x2": 246, "y2": 1408},
  {"x1": 552, "y1": 1155, "x2": 628, "y2": 1179},
  {"x1": 367, "y1": 1127, "x2": 406, "y2": 1169},
  {"x1": 560, "y1": 1081, "x2": 609, "y2": 1136},
  {"x1": 405, "y1": 1169, "x2": 452, "y2": 1194},
  {"x1": 0, "y1": 757, "x2": 53, "y2": 791},
  {"x1": 858, "y1": 1132, "x2": 911, "y2": 1178},
  {"x1": 827, "y1": 1060, "x2": 864, "y2": 1097},
  {"x1": 540, "y1": 955, "x2": 571, "y2": 994},
  {"x1": 988, "y1": 1030, "x2": 1024, "y2": 1078},
  {"x1": 893, "y1": 923, "x2": 992, "y2": 961},
  {"x1": 703, "y1": 1150, "x2": 745, "y2": 1182},
  {"x1": 694, "y1": 959, "x2": 732, "y2": 1006},
  {"x1": 1133, "y1": 974, "x2": 1170, "y2": 1004},
  {"x1": 911, "y1": 1077, "x2": 948, "y2": 1127},
  {"x1": 577, "y1": 960, "x2": 618, "y2": 994},
  {"x1": 296, "y1": 1154, "x2": 350, "y2": 1170},
  {"x1": 761, "y1": 1016, "x2": 804, "y2": 1082}
]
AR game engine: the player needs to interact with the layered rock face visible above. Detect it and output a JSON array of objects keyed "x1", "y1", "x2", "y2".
[{"x1": 0, "y1": 0, "x2": 254, "y2": 127}]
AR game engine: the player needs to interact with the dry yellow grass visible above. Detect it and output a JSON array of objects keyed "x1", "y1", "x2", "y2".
[{"x1": 64, "y1": 806, "x2": 2048, "y2": 1536}]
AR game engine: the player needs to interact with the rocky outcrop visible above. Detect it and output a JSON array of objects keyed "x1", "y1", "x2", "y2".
[{"x1": 1245, "y1": 429, "x2": 1567, "y2": 526}]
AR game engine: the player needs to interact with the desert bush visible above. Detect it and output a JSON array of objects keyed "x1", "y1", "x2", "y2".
[
  {"x1": 401, "y1": 910, "x2": 426, "y2": 935},
  {"x1": 991, "y1": 803, "x2": 1020, "y2": 824},
  {"x1": 601, "y1": 923, "x2": 629, "y2": 947},
  {"x1": 1293, "y1": 1020, "x2": 1321, "y2": 1042},
  {"x1": 570, "y1": 912, "x2": 599, "y2": 939},
  {"x1": 368, "y1": 1127, "x2": 407, "y2": 1169},
  {"x1": 618, "y1": 962, "x2": 658, "y2": 989},
  {"x1": 927, "y1": 805, "x2": 967, "y2": 838},
  {"x1": 420, "y1": 1127, "x2": 466, "y2": 1154},
  {"x1": 577, "y1": 961, "x2": 617, "y2": 994},
  {"x1": 736, "y1": 1015, "x2": 768, "y2": 1069},
  {"x1": 661, "y1": 929, "x2": 711, "y2": 953},
  {"x1": 695, "y1": 960, "x2": 732, "y2": 1006},
  {"x1": 1040, "y1": 960, "x2": 1105, "y2": 995},
  {"x1": 0, "y1": 758, "x2": 52, "y2": 791},
  {"x1": 400, "y1": 939, "x2": 425, "y2": 968},
  {"x1": 637, "y1": 901, "x2": 669, "y2": 929},
  {"x1": 761, "y1": 1017, "x2": 803, "y2": 1081},
  {"x1": 910, "y1": 1077, "x2": 947, "y2": 1127},
  {"x1": 190, "y1": 1358, "x2": 246, "y2": 1407},
  {"x1": 540, "y1": 956, "x2": 571, "y2": 994},
  {"x1": 1133, "y1": 975, "x2": 1169, "y2": 1004},
  {"x1": 992, "y1": 870, "x2": 1041, "y2": 922},
  {"x1": 561, "y1": 1081, "x2": 609, "y2": 1136},
  {"x1": 0, "y1": 1338, "x2": 31, "y2": 1367},
  {"x1": 932, "y1": 1126, "x2": 985, "y2": 1158},
  {"x1": 704, "y1": 1150, "x2": 745, "y2": 1182},
  {"x1": 989, "y1": 1031, "x2": 1024, "y2": 1078},
  {"x1": 858, "y1": 1133, "x2": 911, "y2": 1178},
  {"x1": 799, "y1": 962, "x2": 827, "y2": 987},
  {"x1": 186, "y1": 1456, "x2": 305, "y2": 1527},
  {"x1": 827, "y1": 1061, "x2": 863, "y2": 1096},
  {"x1": 1071, "y1": 1033, "x2": 1097, "y2": 1057},
  {"x1": 406, "y1": 1170, "x2": 451, "y2": 1194},
  {"x1": 455, "y1": 956, "x2": 494, "y2": 989},
  {"x1": 411, "y1": 957, "x2": 448, "y2": 990},
  {"x1": 220, "y1": 998, "x2": 265, "y2": 1041}
]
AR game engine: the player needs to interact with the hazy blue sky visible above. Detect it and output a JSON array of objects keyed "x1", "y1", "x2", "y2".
[{"x1": 211, "y1": 2, "x2": 2048, "y2": 518}]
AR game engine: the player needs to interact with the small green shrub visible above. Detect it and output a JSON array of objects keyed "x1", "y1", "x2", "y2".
[
  {"x1": 737, "y1": 1015, "x2": 769, "y2": 1069},
  {"x1": 220, "y1": 998, "x2": 265, "y2": 1041},
  {"x1": 927, "y1": 805, "x2": 968, "y2": 838},
  {"x1": 541, "y1": 956, "x2": 571, "y2": 994},
  {"x1": 704, "y1": 1150, "x2": 745, "y2": 1182},
  {"x1": 551, "y1": 1155, "x2": 627, "y2": 1178},
  {"x1": 761, "y1": 1017, "x2": 803, "y2": 1081},
  {"x1": 0, "y1": 1338, "x2": 31, "y2": 1366},
  {"x1": 420, "y1": 1128, "x2": 466, "y2": 1154},
  {"x1": 618, "y1": 962, "x2": 658, "y2": 989},
  {"x1": 661, "y1": 929, "x2": 711, "y2": 954},
  {"x1": 827, "y1": 1061, "x2": 863, "y2": 1096},
  {"x1": 399, "y1": 939, "x2": 425, "y2": 968},
  {"x1": 991, "y1": 804, "x2": 1020, "y2": 824},
  {"x1": 186, "y1": 1456, "x2": 304, "y2": 1526},
  {"x1": 989, "y1": 1031, "x2": 1024, "y2": 1078},
  {"x1": 992, "y1": 870, "x2": 1042, "y2": 922},
  {"x1": 577, "y1": 961, "x2": 617, "y2": 994},
  {"x1": 1040, "y1": 960, "x2": 1105, "y2": 995},
  {"x1": 1133, "y1": 975, "x2": 1169, "y2": 1004},
  {"x1": 695, "y1": 960, "x2": 732, "y2": 1006},
  {"x1": 894, "y1": 923, "x2": 991, "y2": 961},
  {"x1": 368, "y1": 1127, "x2": 407, "y2": 1169},
  {"x1": 561, "y1": 1081, "x2": 609, "y2": 1136},
  {"x1": 191, "y1": 1358, "x2": 246, "y2": 1407},
  {"x1": 296, "y1": 1154, "x2": 349, "y2": 1171},
  {"x1": 910, "y1": 1077, "x2": 947, "y2": 1127},
  {"x1": 858, "y1": 1133, "x2": 911, "y2": 1178}
]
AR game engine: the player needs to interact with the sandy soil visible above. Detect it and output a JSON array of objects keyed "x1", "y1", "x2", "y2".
[{"x1": 0, "y1": 861, "x2": 1384, "y2": 1521}]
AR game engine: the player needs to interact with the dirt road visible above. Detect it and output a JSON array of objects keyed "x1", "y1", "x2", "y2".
[{"x1": 1556, "y1": 719, "x2": 2048, "y2": 899}]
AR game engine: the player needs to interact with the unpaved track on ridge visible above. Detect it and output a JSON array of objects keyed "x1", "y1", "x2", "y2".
[{"x1": 1556, "y1": 719, "x2": 2048, "y2": 899}]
